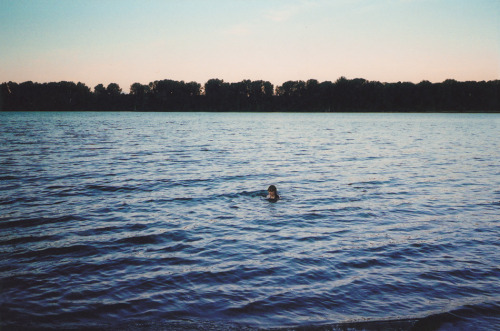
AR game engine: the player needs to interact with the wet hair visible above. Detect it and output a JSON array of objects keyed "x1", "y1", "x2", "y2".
[
  {"x1": 267, "y1": 185, "x2": 279, "y2": 200},
  {"x1": 267, "y1": 185, "x2": 277, "y2": 193}
]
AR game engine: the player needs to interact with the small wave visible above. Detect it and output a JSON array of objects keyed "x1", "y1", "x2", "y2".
[
  {"x1": 86, "y1": 184, "x2": 148, "y2": 193},
  {"x1": 348, "y1": 179, "x2": 393, "y2": 189},
  {"x1": 14, "y1": 244, "x2": 100, "y2": 259},
  {"x1": 158, "y1": 256, "x2": 200, "y2": 265},
  {"x1": 155, "y1": 243, "x2": 192, "y2": 253},
  {"x1": 0, "y1": 175, "x2": 18, "y2": 180},
  {"x1": 75, "y1": 225, "x2": 122, "y2": 237},
  {"x1": 0, "y1": 215, "x2": 84, "y2": 230},
  {"x1": 296, "y1": 234, "x2": 330, "y2": 242},
  {"x1": 339, "y1": 258, "x2": 390, "y2": 269},
  {"x1": 299, "y1": 212, "x2": 327, "y2": 220},
  {"x1": 0, "y1": 234, "x2": 61, "y2": 246},
  {"x1": 46, "y1": 185, "x2": 67, "y2": 190},
  {"x1": 113, "y1": 319, "x2": 254, "y2": 331},
  {"x1": 411, "y1": 301, "x2": 500, "y2": 331},
  {"x1": 420, "y1": 267, "x2": 499, "y2": 284},
  {"x1": 222, "y1": 301, "x2": 500, "y2": 330},
  {"x1": 0, "y1": 196, "x2": 38, "y2": 205},
  {"x1": 127, "y1": 223, "x2": 149, "y2": 231},
  {"x1": 410, "y1": 241, "x2": 455, "y2": 254},
  {"x1": 217, "y1": 190, "x2": 268, "y2": 200},
  {"x1": 289, "y1": 318, "x2": 419, "y2": 330},
  {"x1": 115, "y1": 234, "x2": 164, "y2": 245}
]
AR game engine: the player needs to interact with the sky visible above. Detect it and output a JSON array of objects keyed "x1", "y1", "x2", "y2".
[{"x1": 1, "y1": 0, "x2": 499, "y2": 92}]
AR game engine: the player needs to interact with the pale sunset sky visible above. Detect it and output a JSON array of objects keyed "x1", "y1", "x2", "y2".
[{"x1": 1, "y1": 0, "x2": 499, "y2": 92}]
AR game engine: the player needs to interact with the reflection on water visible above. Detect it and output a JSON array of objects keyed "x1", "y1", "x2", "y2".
[{"x1": 1, "y1": 112, "x2": 499, "y2": 329}]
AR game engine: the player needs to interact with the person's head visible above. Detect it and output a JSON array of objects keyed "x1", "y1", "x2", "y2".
[{"x1": 267, "y1": 185, "x2": 278, "y2": 199}]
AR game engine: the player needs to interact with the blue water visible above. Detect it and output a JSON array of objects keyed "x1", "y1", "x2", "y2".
[{"x1": 1, "y1": 112, "x2": 499, "y2": 330}]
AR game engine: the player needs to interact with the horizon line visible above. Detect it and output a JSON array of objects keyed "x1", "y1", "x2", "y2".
[{"x1": 3, "y1": 76, "x2": 500, "y2": 93}]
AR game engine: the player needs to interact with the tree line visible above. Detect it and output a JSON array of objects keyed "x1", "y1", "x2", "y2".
[{"x1": 1, "y1": 77, "x2": 498, "y2": 112}]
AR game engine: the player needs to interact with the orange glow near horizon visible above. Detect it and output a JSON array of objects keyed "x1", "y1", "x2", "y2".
[{"x1": 1, "y1": 1, "x2": 498, "y2": 92}]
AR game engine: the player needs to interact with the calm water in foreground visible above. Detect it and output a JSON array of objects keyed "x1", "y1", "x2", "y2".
[{"x1": 1, "y1": 112, "x2": 499, "y2": 330}]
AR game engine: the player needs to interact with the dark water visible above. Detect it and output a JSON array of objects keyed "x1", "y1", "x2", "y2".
[{"x1": 1, "y1": 112, "x2": 499, "y2": 330}]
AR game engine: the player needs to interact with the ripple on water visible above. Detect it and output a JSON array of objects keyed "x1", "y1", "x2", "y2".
[{"x1": 1, "y1": 112, "x2": 499, "y2": 329}]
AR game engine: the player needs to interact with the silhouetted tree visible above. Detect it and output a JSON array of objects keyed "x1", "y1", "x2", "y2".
[
  {"x1": 130, "y1": 83, "x2": 150, "y2": 111},
  {"x1": 147, "y1": 79, "x2": 201, "y2": 111},
  {"x1": 1, "y1": 78, "x2": 499, "y2": 112},
  {"x1": 94, "y1": 84, "x2": 106, "y2": 96},
  {"x1": 0, "y1": 81, "x2": 91, "y2": 111},
  {"x1": 204, "y1": 79, "x2": 230, "y2": 110},
  {"x1": 107, "y1": 83, "x2": 122, "y2": 96}
]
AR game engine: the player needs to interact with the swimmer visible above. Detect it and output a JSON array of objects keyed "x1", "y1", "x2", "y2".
[{"x1": 267, "y1": 185, "x2": 280, "y2": 201}]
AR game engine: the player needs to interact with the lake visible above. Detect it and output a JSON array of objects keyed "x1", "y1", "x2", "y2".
[{"x1": 1, "y1": 111, "x2": 499, "y2": 330}]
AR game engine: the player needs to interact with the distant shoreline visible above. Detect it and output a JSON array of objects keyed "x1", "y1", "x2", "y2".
[
  {"x1": 2, "y1": 78, "x2": 499, "y2": 112},
  {"x1": 3, "y1": 110, "x2": 499, "y2": 114}
]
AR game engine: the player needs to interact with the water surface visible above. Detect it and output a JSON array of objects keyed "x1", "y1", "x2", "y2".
[{"x1": 1, "y1": 112, "x2": 499, "y2": 329}]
